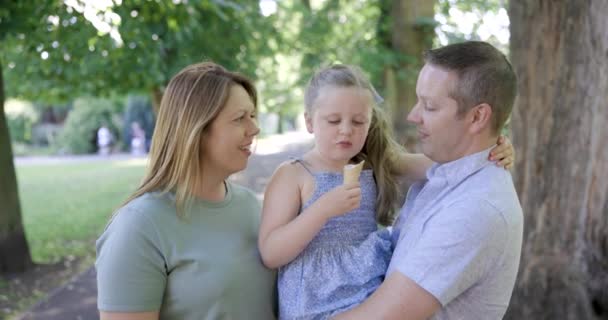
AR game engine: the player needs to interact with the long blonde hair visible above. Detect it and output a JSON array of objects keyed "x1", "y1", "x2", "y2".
[
  {"x1": 122, "y1": 62, "x2": 257, "y2": 216},
  {"x1": 305, "y1": 64, "x2": 404, "y2": 225}
]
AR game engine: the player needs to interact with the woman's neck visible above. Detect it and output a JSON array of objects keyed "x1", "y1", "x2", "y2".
[{"x1": 193, "y1": 178, "x2": 227, "y2": 202}]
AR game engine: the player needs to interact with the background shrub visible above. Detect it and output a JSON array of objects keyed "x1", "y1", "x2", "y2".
[{"x1": 55, "y1": 97, "x2": 122, "y2": 154}]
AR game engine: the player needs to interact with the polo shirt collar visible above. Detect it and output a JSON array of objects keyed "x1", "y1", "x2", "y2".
[{"x1": 426, "y1": 145, "x2": 495, "y2": 186}]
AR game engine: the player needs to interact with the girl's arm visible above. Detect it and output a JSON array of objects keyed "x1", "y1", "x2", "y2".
[
  {"x1": 258, "y1": 162, "x2": 361, "y2": 269},
  {"x1": 394, "y1": 136, "x2": 516, "y2": 181},
  {"x1": 392, "y1": 152, "x2": 434, "y2": 181}
]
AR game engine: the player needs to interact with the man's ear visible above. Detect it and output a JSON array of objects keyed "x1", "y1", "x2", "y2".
[
  {"x1": 305, "y1": 112, "x2": 314, "y2": 133},
  {"x1": 468, "y1": 103, "x2": 492, "y2": 134}
]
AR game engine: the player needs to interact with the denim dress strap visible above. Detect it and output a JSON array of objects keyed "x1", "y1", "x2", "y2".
[{"x1": 289, "y1": 157, "x2": 315, "y2": 176}]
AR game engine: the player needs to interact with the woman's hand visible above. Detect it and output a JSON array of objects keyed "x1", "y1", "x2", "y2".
[{"x1": 489, "y1": 136, "x2": 515, "y2": 170}]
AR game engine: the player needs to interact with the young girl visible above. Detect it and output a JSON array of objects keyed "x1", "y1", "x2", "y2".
[{"x1": 258, "y1": 64, "x2": 513, "y2": 319}]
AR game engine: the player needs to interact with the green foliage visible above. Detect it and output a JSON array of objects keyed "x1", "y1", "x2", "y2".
[
  {"x1": 2, "y1": 0, "x2": 277, "y2": 103},
  {"x1": 56, "y1": 98, "x2": 121, "y2": 154},
  {"x1": 122, "y1": 95, "x2": 155, "y2": 148},
  {"x1": 435, "y1": 0, "x2": 509, "y2": 51},
  {"x1": 4, "y1": 99, "x2": 38, "y2": 143}
]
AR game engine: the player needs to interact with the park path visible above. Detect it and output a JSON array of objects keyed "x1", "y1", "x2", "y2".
[{"x1": 16, "y1": 131, "x2": 313, "y2": 320}]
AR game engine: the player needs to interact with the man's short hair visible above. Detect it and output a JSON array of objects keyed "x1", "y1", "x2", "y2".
[{"x1": 423, "y1": 41, "x2": 517, "y2": 134}]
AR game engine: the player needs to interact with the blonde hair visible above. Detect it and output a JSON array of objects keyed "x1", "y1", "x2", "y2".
[
  {"x1": 122, "y1": 61, "x2": 257, "y2": 216},
  {"x1": 305, "y1": 64, "x2": 404, "y2": 225}
]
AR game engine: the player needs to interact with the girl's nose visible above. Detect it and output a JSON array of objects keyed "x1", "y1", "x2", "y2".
[{"x1": 339, "y1": 123, "x2": 352, "y2": 135}]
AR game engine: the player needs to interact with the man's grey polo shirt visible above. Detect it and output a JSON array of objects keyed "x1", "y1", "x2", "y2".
[{"x1": 388, "y1": 147, "x2": 523, "y2": 320}]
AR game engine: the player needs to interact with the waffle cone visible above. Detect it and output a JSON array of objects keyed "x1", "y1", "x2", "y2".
[{"x1": 343, "y1": 160, "x2": 365, "y2": 185}]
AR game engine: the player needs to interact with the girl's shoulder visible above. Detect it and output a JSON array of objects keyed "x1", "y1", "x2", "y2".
[{"x1": 272, "y1": 158, "x2": 312, "y2": 182}]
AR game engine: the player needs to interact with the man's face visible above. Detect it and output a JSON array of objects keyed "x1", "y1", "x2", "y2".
[{"x1": 407, "y1": 64, "x2": 470, "y2": 163}]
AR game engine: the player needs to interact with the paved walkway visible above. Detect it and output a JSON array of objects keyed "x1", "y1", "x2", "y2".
[{"x1": 16, "y1": 131, "x2": 313, "y2": 320}]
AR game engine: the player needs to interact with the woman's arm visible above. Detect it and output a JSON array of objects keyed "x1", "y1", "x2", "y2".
[
  {"x1": 100, "y1": 311, "x2": 159, "y2": 320},
  {"x1": 258, "y1": 163, "x2": 361, "y2": 269}
]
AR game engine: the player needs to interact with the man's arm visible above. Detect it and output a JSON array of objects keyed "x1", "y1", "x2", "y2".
[
  {"x1": 334, "y1": 271, "x2": 440, "y2": 320},
  {"x1": 335, "y1": 198, "x2": 508, "y2": 320}
]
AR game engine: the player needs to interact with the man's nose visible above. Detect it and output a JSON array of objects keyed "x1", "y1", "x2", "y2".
[{"x1": 407, "y1": 105, "x2": 421, "y2": 124}]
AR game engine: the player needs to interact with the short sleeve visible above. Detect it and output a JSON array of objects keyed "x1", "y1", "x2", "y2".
[
  {"x1": 247, "y1": 191, "x2": 263, "y2": 236},
  {"x1": 389, "y1": 199, "x2": 508, "y2": 306},
  {"x1": 95, "y1": 207, "x2": 167, "y2": 312}
]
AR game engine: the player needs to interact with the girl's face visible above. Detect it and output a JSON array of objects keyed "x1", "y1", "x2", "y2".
[
  {"x1": 201, "y1": 85, "x2": 260, "y2": 178},
  {"x1": 306, "y1": 86, "x2": 373, "y2": 167}
]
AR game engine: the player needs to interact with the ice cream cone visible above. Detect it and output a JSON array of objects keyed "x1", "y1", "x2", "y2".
[{"x1": 343, "y1": 160, "x2": 365, "y2": 185}]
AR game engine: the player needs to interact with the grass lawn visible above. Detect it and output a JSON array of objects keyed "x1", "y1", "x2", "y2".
[{"x1": 16, "y1": 158, "x2": 147, "y2": 263}]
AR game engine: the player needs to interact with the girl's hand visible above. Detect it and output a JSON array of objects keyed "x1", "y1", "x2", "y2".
[
  {"x1": 314, "y1": 183, "x2": 361, "y2": 219},
  {"x1": 489, "y1": 136, "x2": 515, "y2": 170}
]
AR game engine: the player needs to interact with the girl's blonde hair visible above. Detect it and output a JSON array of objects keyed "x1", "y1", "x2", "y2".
[
  {"x1": 305, "y1": 64, "x2": 404, "y2": 225},
  {"x1": 122, "y1": 61, "x2": 257, "y2": 216}
]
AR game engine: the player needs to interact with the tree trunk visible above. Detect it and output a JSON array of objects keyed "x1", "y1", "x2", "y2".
[
  {"x1": 0, "y1": 60, "x2": 34, "y2": 274},
  {"x1": 277, "y1": 112, "x2": 284, "y2": 134},
  {"x1": 506, "y1": 1, "x2": 608, "y2": 319},
  {"x1": 151, "y1": 86, "x2": 163, "y2": 115},
  {"x1": 384, "y1": 0, "x2": 434, "y2": 149}
]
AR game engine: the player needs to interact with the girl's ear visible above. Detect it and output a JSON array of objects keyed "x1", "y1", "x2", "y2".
[{"x1": 305, "y1": 112, "x2": 314, "y2": 133}]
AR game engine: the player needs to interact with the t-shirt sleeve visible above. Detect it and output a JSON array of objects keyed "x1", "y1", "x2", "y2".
[
  {"x1": 389, "y1": 199, "x2": 508, "y2": 306},
  {"x1": 95, "y1": 207, "x2": 167, "y2": 312},
  {"x1": 246, "y1": 190, "x2": 263, "y2": 236}
]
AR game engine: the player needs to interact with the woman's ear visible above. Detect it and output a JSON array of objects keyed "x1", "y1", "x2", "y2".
[
  {"x1": 468, "y1": 103, "x2": 493, "y2": 134},
  {"x1": 305, "y1": 112, "x2": 314, "y2": 133}
]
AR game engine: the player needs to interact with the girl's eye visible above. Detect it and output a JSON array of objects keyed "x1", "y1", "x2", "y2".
[
  {"x1": 328, "y1": 120, "x2": 340, "y2": 124},
  {"x1": 352, "y1": 121, "x2": 365, "y2": 126}
]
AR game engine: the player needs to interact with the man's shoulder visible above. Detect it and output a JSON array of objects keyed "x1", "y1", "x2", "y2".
[
  {"x1": 450, "y1": 165, "x2": 523, "y2": 227},
  {"x1": 457, "y1": 165, "x2": 518, "y2": 202}
]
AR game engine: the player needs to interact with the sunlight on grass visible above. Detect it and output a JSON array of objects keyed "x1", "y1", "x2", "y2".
[{"x1": 16, "y1": 160, "x2": 146, "y2": 263}]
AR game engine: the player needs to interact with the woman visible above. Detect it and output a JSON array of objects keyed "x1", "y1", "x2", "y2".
[{"x1": 96, "y1": 62, "x2": 276, "y2": 319}]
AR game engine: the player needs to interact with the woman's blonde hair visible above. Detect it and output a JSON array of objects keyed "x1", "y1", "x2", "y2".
[
  {"x1": 122, "y1": 61, "x2": 257, "y2": 216},
  {"x1": 305, "y1": 64, "x2": 404, "y2": 225}
]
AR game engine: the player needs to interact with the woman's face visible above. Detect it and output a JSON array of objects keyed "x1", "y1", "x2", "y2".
[{"x1": 201, "y1": 85, "x2": 260, "y2": 178}]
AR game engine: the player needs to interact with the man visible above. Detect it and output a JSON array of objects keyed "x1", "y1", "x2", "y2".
[{"x1": 336, "y1": 41, "x2": 523, "y2": 319}]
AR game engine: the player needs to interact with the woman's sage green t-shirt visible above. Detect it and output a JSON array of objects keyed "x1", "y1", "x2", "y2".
[{"x1": 96, "y1": 183, "x2": 276, "y2": 319}]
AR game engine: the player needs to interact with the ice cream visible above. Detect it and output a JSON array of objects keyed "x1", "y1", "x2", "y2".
[{"x1": 343, "y1": 160, "x2": 365, "y2": 185}]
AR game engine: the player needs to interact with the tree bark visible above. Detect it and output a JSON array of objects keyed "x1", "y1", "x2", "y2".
[
  {"x1": 506, "y1": 1, "x2": 608, "y2": 319},
  {"x1": 384, "y1": 0, "x2": 434, "y2": 149},
  {"x1": 150, "y1": 86, "x2": 163, "y2": 115},
  {"x1": 0, "y1": 59, "x2": 34, "y2": 274}
]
